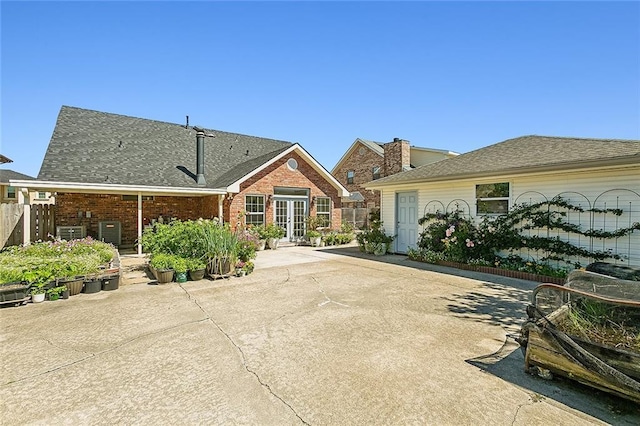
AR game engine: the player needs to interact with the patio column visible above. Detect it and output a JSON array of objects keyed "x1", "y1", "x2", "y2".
[
  {"x1": 19, "y1": 188, "x2": 31, "y2": 245},
  {"x1": 219, "y1": 194, "x2": 225, "y2": 223},
  {"x1": 137, "y1": 192, "x2": 143, "y2": 255}
]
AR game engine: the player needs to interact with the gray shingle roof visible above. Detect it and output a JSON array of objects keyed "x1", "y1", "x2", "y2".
[
  {"x1": 0, "y1": 154, "x2": 12, "y2": 164},
  {"x1": 1, "y1": 169, "x2": 34, "y2": 183},
  {"x1": 37, "y1": 106, "x2": 294, "y2": 189},
  {"x1": 368, "y1": 135, "x2": 640, "y2": 186}
]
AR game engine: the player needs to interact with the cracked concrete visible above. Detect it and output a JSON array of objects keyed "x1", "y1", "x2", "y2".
[{"x1": 1, "y1": 245, "x2": 638, "y2": 425}]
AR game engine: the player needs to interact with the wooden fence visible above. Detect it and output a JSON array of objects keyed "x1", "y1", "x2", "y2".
[{"x1": 0, "y1": 203, "x2": 55, "y2": 248}]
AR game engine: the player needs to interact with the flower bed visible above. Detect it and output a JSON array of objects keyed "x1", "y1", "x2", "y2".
[{"x1": 432, "y1": 260, "x2": 566, "y2": 284}]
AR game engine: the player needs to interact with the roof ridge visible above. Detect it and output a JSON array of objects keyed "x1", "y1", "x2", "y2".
[{"x1": 60, "y1": 105, "x2": 294, "y2": 145}]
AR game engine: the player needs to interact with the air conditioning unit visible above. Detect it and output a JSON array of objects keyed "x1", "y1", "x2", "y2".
[
  {"x1": 99, "y1": 221, "x2": 121, "y2": 246},
  {"x1": 56, "y1": 226, "x2": 86, "y2": 241}
]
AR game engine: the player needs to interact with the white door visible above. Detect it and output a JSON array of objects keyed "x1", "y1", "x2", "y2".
[
  {"x1": 274, "y1": 198, "x2": 307, "y2": 242},
  {"x1": 396, "y1": 191, "x2": 418, "y2": 253}
]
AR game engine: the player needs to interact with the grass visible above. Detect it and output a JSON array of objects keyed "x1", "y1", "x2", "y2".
[{"x1": 560, "y1": 299, "x2": 640, "y2": 354}]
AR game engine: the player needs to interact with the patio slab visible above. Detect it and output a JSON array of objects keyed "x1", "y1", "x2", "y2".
[{"x1": 1, "y1": 246, "x2": 638, "y2": 424}]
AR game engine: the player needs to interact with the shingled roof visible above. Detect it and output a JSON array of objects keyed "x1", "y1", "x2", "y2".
[
  {"x1": 0, "y1": 154, "x2": 12, "y2": 164},
  {"x1": 38, "y1": 106, "x2": 294, "y2": 189},
  {"x1": 367, "y1": 135, "x2": 640, "y2": 186},
  {"x1": 0, "y1": 169, "x2": 34, "y2": 184}
]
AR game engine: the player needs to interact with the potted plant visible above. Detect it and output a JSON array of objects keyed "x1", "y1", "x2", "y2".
[
  {"x1": 186, "y1": 258, "x2": 207, "y2": 281},
  {"x1": 46, "y1": 285, "x2": 67, "y2": 301},
  {"x1": 307, "y1": 230, "x2": 322, "y2": 247},
  {"x1": 172, "y1": 256, "x2": 188, "y2": 283},
  {"x1": 251, "y1": 225, "x2": 268, "y2": 251},
  {"x1": 265, "y1": 224, "x2": 285, "y2": 250},
  {"x1": 150, "y1": 253, "x2": 175, "y2": 284},
  {"x1": 30, "y1": 284, "x2": 47, "y2": 303}
]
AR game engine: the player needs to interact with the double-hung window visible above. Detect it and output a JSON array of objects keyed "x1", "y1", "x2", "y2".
[
  {"x1": 347, "y1": 171, "x2": 354, "y2": 184},
  {"x1": 316, "y1": 197, "x2": 331, "y2": 227},
  {"x1": 476, "y1": 183, "x2": 510, "y2": 215},
  {"x1": 245, "y1": 195, "x2": 265, "y2": 226}
]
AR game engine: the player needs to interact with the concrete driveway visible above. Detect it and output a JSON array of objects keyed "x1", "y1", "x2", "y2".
[{"x1": 1, "y1": 246, "x2": 638, "y2": 425}]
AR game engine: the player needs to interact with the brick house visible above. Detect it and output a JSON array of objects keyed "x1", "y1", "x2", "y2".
[
  {"x1": 11, "y1": 106, "x2": 348, "y2": 253},
  {"x1": 332, "y1": 138, "x2": 458, "y2": 209}
]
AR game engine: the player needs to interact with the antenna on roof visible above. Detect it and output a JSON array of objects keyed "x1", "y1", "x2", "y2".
[{"x1": 185, "y1": 115, "x2": 189, "y2": 129}]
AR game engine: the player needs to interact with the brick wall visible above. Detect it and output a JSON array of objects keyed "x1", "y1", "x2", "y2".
[
  {"x1": 227, "y1": 151, "x2": 342, "y2": 230},
  {"x1": 55, "y1": 193, "x2": 220, "y2": 246},
  {"x1": 333, "y1": 142, "x2": 384, "y2": 208}
]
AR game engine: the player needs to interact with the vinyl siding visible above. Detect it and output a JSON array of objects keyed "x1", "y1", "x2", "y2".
[{"x1": 376, "y1": 165, "x2": 640, "y2": 266}]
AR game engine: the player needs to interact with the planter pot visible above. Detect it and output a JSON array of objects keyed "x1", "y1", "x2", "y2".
[
  {"x1": 59, "y1": 278, "x2": 84, "y2": 296},
  {"x1": 175, "y1": 271, "x2": 188, "y2": 283},
  {"x1": 372, "y1": 243, "x2": 387, "y2": 256},
  {"x1": 0, "y1": 282, "x2": 30, "y2": 303},
  {"x1": 31, "y1": 293, "x2": 45, "y2": 303},
  {"x1": 102, "y1": 274, "x2": 120, "y2": 291},
  {"x1": 156, "y1": 269, "x2": 175, "y2": 284},
  {"x1": 83, "y1": 277, "x2": 102, "y2": 294},
  {"x1": 236, "y1": 270, "x2": 246, "y2": 277},
  {"x1": 209, "y1": 258, "x2": 232, "y2": 276},
  {"x1": 310, "y1": 237, "x2": 322, "y2": 247},
  {"x1": 257, "y1": 240, "x2": 267, "y2": 251},
  {"x1": 62, "y1": 289, "x2": 70, "y2": 299},
  {"x1": 189, "y1": 269, "x2": 206, "y2": 281},
  {"x1": 267, "y1": 238, "x2": 279, "y2": 250}
]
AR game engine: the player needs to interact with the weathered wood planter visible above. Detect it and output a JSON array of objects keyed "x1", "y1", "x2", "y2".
[{"x1": 519, "y1": 268, "x2": 640, "y2": 404}]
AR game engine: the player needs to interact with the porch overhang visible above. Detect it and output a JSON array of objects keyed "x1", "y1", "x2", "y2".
[{"x1": 8, "y1": 180, "x2": 227, "y2": 196}]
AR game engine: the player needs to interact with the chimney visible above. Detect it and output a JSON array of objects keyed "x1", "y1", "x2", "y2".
[
  {"x1": 383, "y1": 138, "x2": 411, "y2": 176},
  {"x1": 194, "y1": 127, "x2": 206, "y2": 185}
]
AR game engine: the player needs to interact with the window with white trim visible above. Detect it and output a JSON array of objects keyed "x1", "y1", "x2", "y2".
[
  {"x1": 245, "y1": 195, "x2": 265, "y2": 226},
  {"x1": 316, "y1": 197, "x2": 331, "y2": 227},
  {"x1": 5, "y1": 186, "x2": 16, "y2": 200},
  {"x1": 347, "y1": 170, "x2": 354, "y2": 184},
  {"x1": 476, "y1": 182, "x2": 510, "y2": 215},
  {"x1": 37, "y1": 192, "x2": 48, "y2": 200}
]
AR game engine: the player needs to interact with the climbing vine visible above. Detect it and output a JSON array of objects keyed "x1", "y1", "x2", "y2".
[{"x1": 416, "y1": 197, "x2": 639, "y2": 273}]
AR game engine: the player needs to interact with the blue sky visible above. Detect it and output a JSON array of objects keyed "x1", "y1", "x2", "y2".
[{"x1": 2, "y1": 1, "x2": 639, "y2": 178}]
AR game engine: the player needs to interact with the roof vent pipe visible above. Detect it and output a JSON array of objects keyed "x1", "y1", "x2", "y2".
[{"x1": 194, "y1": 127, "x2": 206, "y2": 185}]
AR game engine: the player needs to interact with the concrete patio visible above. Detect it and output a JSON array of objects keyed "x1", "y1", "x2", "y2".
[{"x1": 1, "y1": 245, "x2": 638, "y2": 425}]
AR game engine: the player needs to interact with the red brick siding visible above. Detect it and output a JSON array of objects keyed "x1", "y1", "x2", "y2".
[
  {"x1": 333, "y1": 142, "x2": 384, "y2": 208},
  {"x1": 55, "y1": 193, "x2": 220, "y2": 246},
  {"x1": 227, "y1": 151, "x2": 342, "y2": 230}
]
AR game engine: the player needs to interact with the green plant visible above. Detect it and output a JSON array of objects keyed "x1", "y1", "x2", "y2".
[
  {"x1": 307, "y1": 230, "x2": 321, "y2": 238},
  {"x1": 251, "y1": 224, "x2": 269, "y2": 240},
  {"x1": 47, "y1": 285, "x2": 67, "y2": 297},
  {"x1": 264, "y1": 223, "x2": 286, "y2": 239},
  {"x1": 150, "y1": 253, "x2": 174, "y2": 270},
  {"x1": 171, "y1": 256, "x2": 188, "y2": 273},
  {"x1": 186, "y1": 257, "x2": 207, "y2": 271}
]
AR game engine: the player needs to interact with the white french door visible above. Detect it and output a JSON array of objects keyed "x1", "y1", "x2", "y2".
[{"x1": 274, "y1": 198, "x2": 308, "y2": 241}]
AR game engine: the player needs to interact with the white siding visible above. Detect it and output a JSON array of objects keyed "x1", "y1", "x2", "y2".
[
  {"x1": 378, "y1": 165, "x2": 640, "y2": 266},
  {"x1": 380, "y1": 189, "x2": 396, "y2": 236}
]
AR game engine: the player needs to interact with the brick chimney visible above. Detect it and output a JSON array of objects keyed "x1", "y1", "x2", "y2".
[{"x1": 383, "y1": 138, "x2": 410, "y2": 176}]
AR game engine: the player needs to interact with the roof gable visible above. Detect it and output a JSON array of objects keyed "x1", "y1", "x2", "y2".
[
  {"x1": 38, "y1": 106, "x2": 294, "y2": 189},
  {"x1": 331, "y1": 138, "x2": 384, "y2": 174},
  {"x1": 367, "y1": 135, "x2": 640, "y2": 186}
]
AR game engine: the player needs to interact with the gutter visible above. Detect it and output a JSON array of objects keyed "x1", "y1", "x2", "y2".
[{"x1": 8, "y1": 179, "x2": 227, "y2": 196}]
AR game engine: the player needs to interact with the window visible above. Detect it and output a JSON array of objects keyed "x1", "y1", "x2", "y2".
[
  {"x1": 121, "y1": 195, "x2": 154, "y2": 201},
  {"x1": 5, "y1": 186, "x2": 16, "y2": 199},
  {"x1": 372, "y1": 166, "x2": 381, "y2": 180},
  {"x1": 476, "y1": 182, "x2": 510, "y2": 214},
  {"x1": 316, "y1": 197, "x2": 331, "y2": 226},
  {"x1": 245, "y1": 195, "x2": 265, "y2": 226},
  {"x1": 36, "y1": 192, "x2": 48, "y2": 200},
  {"x1": 347, "y1": 170, "x2": 354, "y2": 184}
]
